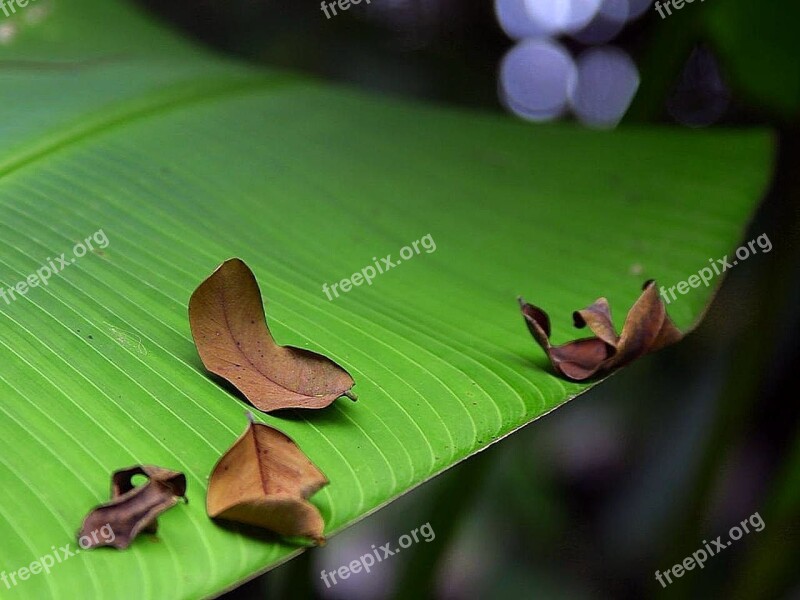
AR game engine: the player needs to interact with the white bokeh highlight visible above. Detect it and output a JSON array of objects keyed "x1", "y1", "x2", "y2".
[
  {"x1": 571, "y1": 0, "x2": 630, "y2": 45},
  {"x1": 627, "y1": 0, "x2": 654, "y2": 19},
  {"x1": 500, "y1": 39, "x2": 577, "y2": 122},
  {"x1": 569, "y1": 46, "x2": 640, "y2": 128},
  {"x1": 495, "y1": 0, "x2": 553, "y2": 39}
]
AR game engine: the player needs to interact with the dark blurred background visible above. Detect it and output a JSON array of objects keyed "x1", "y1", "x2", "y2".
[{"x1": 128, "y1": 1, "x2": 800, "y2": 597}]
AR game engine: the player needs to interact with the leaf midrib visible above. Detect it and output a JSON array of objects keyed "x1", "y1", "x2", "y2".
[{"x1": 0, "y1": 67, "x2": 304, "y2": 183}]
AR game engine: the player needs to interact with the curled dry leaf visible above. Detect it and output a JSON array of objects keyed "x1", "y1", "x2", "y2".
[
  {"x1": 78, "y1": 466, "x2": 187, "y2": 550},
  {"x1": 207, "y1": 420, "x2": 328, "y2": 545},
  {"x1": 189, "y1": 258, "x2": 356, "y2": 412},
  {"x1": 519, "y1": 280, "x2": 683, "y2": 381}
]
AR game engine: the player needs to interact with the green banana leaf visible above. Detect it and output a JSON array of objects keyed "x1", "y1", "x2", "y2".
[{"x1": 0, "y1": 1, "x2": 773, "y2": 597}]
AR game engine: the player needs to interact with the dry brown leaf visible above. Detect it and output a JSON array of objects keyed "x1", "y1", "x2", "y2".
[
  {"x1": 78, "y1": 466, "x2": 187, "y2": 549},
  {"x1": 520, "y1": 280, "x2": 683, "y2": 381},
  {"x1": 189, "y1": 258, "x2": 356, "y2": 412},
  {"x1": 207, "y1": 419, "x2": 328, "y2": 544}
]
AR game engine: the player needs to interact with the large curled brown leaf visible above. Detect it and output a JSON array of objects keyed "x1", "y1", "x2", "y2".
[
  {"x1": 519, "y1": 280, "x2": 683, "y2": 381},
  {"x1": 189, "y1": 258, "x2": 356, "y2": 412},
  {"x1": 78, "y1": 466, "x2": 187, "y2": 550},
  {"x1": 206, "y1": 420, "x2": 329, "y2": 544}
]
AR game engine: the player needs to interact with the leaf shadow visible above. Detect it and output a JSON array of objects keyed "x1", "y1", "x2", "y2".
[
  {"x1": 270, "y1": 400, "x2": 356, "y2": 425},
  {"x1": 507, "y1": 351, "x2": 553, "y2": 373},
  {"x1": 509, "y1": 352, "x2": 607, "y2": 384},
  {"x1": 210, "y1": 519, "x2": 316, "y2": 549}
]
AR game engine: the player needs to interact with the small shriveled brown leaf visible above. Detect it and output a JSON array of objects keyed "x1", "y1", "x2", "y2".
[
  {"x1": 189, "y1": 258, "x2": 356, "y2": 412},
  {"x1": 207, "y1": 420, "x2": 328, "y2": 544},
  {"x1": 520, "y1": 280, "x2": 683, "y2": 381},
  {"x1": 520, "y1": 297, "x2": 614, "y2": 380},
  {"x1": 572, "y1": 298, "x2": 618, "y2": 347},
  {"x1": 78, "y1": 466, "x2": 187, "y2": 550}
]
